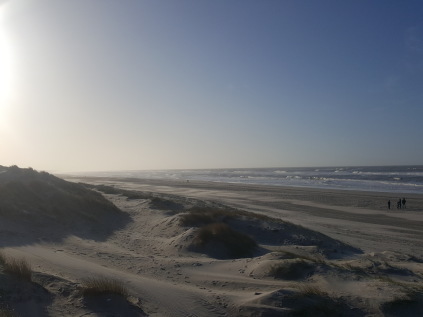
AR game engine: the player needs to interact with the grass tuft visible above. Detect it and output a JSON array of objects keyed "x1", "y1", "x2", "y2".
[
  {"x1": 279, "y1": 250, "x2": 325, "y2": 263},
  {"x1": 2, "y1": 255, "x2": 32, "y2": 282},
  {"x1": 269, "y1": 260, "x2": 314, "y2": 280},
  {"x1": 0, "y1": 251, "x2": 7, "y2": 266},
  {"x1": 193, "y1": 222, "x2": 257, "y2": 258},
  {"x1": 180, "y1": 206, "x2": 275, "y2": 227},
  {"x1": 297, "y1": 284, "x2": 327, "y2": 297},
  {"x1": 82, "y1": 277, "x2": 128, "y2": 297},
  {"x1": 180, "y1": 207, "x2": 235, "y2": 226}
]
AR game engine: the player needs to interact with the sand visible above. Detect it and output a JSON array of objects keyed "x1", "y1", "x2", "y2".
[{"x1": 1, "y1": 176, "x2": 423, "y2": 316}]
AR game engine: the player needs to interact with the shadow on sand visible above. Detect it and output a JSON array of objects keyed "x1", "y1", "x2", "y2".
[{"x1": 0, "y1": 166, "x2": 132, "y2": 247}]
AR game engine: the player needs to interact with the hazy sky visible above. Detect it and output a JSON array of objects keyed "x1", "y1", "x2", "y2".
[{"x1": 1, "y1": 0, "x2": 423, "y2": 172}]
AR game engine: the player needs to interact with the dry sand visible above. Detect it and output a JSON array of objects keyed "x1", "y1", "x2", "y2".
[{"x1": 2, "y1": 176, "x2": 423, "y2": 316}]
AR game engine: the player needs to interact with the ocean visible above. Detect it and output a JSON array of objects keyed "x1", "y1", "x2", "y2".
[{"x1": 81, "y1": 165, "x2": 423, "y2": 194}]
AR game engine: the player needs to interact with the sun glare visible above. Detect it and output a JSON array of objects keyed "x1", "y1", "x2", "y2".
[{"x1": 0, "y1": 12, "x2": 15, "y2": 126}]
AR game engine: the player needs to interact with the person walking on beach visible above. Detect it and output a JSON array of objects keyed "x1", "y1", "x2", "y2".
[
  {"x1": 388, "y1": 200, "x2": 391, "y2": 209},
  {"x1": 402, "y1": 198, "x2": 406, "y2": 209},
  {"x1": 397, "y1": 199, "x2": 401, "y2": 209}
]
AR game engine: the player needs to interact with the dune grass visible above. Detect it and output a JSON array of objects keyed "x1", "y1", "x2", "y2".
[
  {"x1": 0, "y1": 251, "x2": 6, "y2": 266},
  {"x1": 180, "y1": 207, "x2": 234, "y2": 226},
  {"x1": 82, "y1": 277, "x2": 128, "y2": 297},
  {"x1": 194, "y1": 222, "x2": 257, "y2": 258},
  {"x1": 4, "y1": 258, "x2": 32, "y2": 282},
  {"x1": 0, "y1": 252, "x2": 32, "y2": 282},
  {"x1": 269, "y1": 260, "x2": 315, "y2": 280},
  {"x1": 180, "y1": 205, "x2": 276, "y2": 226},
  {"x1": 180, "y1": 207, "x2": 261, "y2": 258},
  {"x1": 297, "y1": 284, "x2": 327, "y2": 297},
  {"x1": 279, "y1": 250, "x2": 325, "y2": 263}
]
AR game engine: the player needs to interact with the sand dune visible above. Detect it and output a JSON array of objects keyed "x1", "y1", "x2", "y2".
[{"x1": 1, "y1": 171, "x2": 423, "y2": 316}]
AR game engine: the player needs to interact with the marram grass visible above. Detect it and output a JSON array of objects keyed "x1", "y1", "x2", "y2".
[
  {"x1": 0, "y1": 251, "x2": 32, "y2": 282},
  {"x1": 82, "y1": 277, "x2": 128, "y2": 297}
]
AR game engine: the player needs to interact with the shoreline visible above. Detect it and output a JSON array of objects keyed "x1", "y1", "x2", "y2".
[
  {"x1": 59, "y1": 164, "x2": 423, "y2": 195},
  {"x1": 63, "y1": 175, "x2": 423, "y2": 205}
]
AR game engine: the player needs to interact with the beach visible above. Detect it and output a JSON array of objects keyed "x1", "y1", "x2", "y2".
[
  {"x1": 2, "y1": 176, "x2": 423, "y2": 316},
  {"x1": 80, "y1": 177, "x2": 423, "y2": 255}
]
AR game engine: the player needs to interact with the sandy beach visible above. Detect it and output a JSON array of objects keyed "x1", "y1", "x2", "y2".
[{"x1": 2, "y1": 175, "x2": 423, "y2": 316}]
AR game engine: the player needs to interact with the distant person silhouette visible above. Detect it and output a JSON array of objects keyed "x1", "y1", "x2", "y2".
[
  {"x1": 397, "y1": 199, "x2": 401, "y2": 209},
  {"x1": 402, "y1": 198, "x2": 406, "y2": 209},
  {"x1": 388, "y1": 200, "x2": 391, "y2": 209}
]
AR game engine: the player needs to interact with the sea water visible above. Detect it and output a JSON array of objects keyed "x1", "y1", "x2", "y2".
[{"x1": 82, "y1": 165, "x2": 423, "y2": 194}]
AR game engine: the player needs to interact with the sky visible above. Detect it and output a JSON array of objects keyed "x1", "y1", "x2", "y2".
[{"x1": 0, "y1": 0, "x2": 423, "y2": 173}]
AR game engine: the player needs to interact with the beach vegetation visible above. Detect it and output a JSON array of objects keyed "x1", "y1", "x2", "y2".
[
  {"x1": 82, "y1": 277, "x2": 128, "y2": 297},
  {"x1": 184, "y1": 206, "x2": 276, "y2": 224},
  {"x1": 0, "y1": 251, "x2": 6, "y2": 266},
  {"x1": 269, "y1": 260, "x2": 315, "y2": 280},
  {"x1": 277, "y1": 250, "x2": 325, "y2": 263},
  {"x1": 193, "y1": 222, "x2": 257, "y2": 258},
  {"x1": 2, "y1": 256, "x2": 32, "y2": 282},
  {"x1": 296, "y1": 284, "x2": 327, "y2": 297},
  {"x1": 150, "y1": 197, "x2": 184, "y2": 211},
  {"x1": 180, "y1": 207, "x2": 236, "y2": 226}
]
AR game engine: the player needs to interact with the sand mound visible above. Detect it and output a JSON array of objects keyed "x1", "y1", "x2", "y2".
[
  {"x1": 0, "y1": 272, "x2": 53, "y2": 316},
  {"x1": 175, "y1": 203, "x2": 361, "y2": 260},
  {"x1": 0, "y1": 269, "x2": 146, "y2": 317},
  {"x1": 0, "y1": 166, "x2": 130, "y2": 246},
  {"x1": 235, "y1": 287, "x2": 362, "y2": 317},
  {"x1": 381, "y1": 292, "x2": 423, "y2": 317}
]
